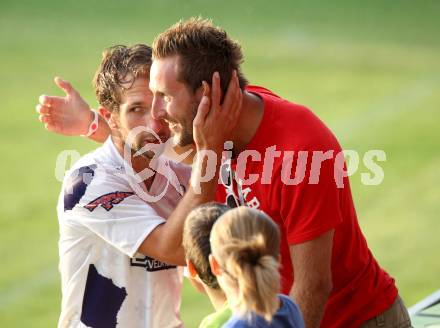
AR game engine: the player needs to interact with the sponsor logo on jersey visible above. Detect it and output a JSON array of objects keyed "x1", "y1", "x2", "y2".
[
  {"x1": 84, "y1": 191, "x2": 135, "y2": 212},
  {"x1": 130, "y1": 255, "x2": 176, "y2": 272}
]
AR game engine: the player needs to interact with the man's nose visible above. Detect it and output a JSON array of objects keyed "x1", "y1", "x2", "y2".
[
  {"x1": 151, "y1": 96, "x2": 166, "y2": 121},
  {"x1": 148, "y1": 117, "x2": 168, "y2": 136}
]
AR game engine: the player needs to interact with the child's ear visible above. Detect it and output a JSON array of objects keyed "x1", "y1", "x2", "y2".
[
  {"x1": 209, "y1": 254, "x2": 221, "y2": 277},
  {"x1": 187, "y1": 260, "x2": 198, "y2": 278}
]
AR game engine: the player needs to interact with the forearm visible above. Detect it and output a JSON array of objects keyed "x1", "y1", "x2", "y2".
[
  {"x1": 162, "y1": 151, "x2": 219, "y2": 250},
  {"x1": 87, "y1": 113, "x2": 111, "y2": 143},
  {"x1": 140, "y1": 151, "x2": 220, "y2": 265},
  {"x1": 150, "y1": 238, "x2": 186, "y2": 266},
  {"x1": 291, "y1": 283, "x2": 332, "y2": 328}
]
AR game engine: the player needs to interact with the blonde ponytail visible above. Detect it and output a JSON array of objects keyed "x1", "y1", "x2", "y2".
[{"x1": 210, "y1": 207, "x2": 281, "y2": 322}]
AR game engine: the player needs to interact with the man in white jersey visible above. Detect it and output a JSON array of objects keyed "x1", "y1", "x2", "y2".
[{"x1": 51, "y1": 44, "x2": 242, "y2": 327}]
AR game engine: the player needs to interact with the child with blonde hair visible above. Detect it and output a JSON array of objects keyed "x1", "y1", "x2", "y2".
[{"x1": 209, "y1": 207, "x2": 304, "y2": 328}]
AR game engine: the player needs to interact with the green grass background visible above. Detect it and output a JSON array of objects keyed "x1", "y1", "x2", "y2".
[{"x1": 0, "y1": 0, "x2": 439, "y2": 326}]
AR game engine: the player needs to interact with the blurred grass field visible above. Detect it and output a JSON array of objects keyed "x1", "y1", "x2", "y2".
[{"x1": 0, "y1": 0, "x2": 439, "y2": 326}]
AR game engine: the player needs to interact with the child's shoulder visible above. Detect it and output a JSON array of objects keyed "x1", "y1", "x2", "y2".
[
  {"x1": 278, "y1": 294, "x2": 305, "y2": 327},
  {"x1": 199, "y1": 304, "x2": 232, "y2": 328}
]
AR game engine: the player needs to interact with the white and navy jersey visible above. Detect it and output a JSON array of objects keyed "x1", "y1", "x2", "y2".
[{"x1": 56, "y1": 137, "x2": 191, "y2": 328}]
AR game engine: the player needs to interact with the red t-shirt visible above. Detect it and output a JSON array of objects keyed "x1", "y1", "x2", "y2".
[{"x1": 215, "y1": 85, "x2": 398, "y2": 327}]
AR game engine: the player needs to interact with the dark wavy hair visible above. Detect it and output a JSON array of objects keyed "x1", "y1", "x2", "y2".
[{"x1": 93, "y1": 44, "x2": 152, "y2": 111}]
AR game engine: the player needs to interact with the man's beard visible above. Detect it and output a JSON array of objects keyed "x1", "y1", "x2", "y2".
[
  {"x1": 133, "y1": 138, "x2": 167, "y2": 160},
  {"x1": 174, "y1": 102, "x2": 198, "y2": 147},
  {"x1": 133, "y1": 146, "x2": 155, "y2": 160},
  {"x1": 175, "y1": 127, "x2": 193, "y2": 147},
  {"x1": 128, "y1": 131, "x2": 169, "y2": 160}
]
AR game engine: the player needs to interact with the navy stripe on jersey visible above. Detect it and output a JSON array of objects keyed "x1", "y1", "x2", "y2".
[
  {"x1": 81, "y1": 264, "x2": 127, "y2": 328},
  {"x1": 64, "y1": 165, "x2": 96, "y2": 211}
]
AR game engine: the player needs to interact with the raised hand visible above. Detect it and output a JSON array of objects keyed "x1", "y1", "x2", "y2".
[
  {"x1": 36, "y1": 77, "x2": 93, "y2": 136},
  {"x1": 193, "y1": 70, "x2": 243, "y2": 153}
]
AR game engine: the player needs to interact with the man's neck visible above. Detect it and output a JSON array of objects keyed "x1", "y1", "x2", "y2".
[{"x1": 229, "y1": 90, "x2": 264, "y2": 155}]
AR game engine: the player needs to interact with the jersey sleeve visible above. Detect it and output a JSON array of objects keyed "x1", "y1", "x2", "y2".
[
  {"x1": 61, "y1": 165, "x2": 166, "y2": 258},
  {"x1": 278, "y1": 151, "x2": 344, "y2": 245}
]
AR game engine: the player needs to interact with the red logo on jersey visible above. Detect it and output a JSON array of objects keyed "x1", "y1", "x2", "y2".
[{"x1": 84, "y1": 191, "x2": 135, "y2": 212}]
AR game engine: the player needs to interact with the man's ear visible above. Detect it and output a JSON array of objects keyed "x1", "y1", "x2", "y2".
[
  {"x1": 195, "y1": 81, "x2": 211, "y2": 102},
  {"x1": 187, "y1": 260, "x2": 198, "y2": 278},
  {"x1": 209, "y1": 254, "x2": 221, "y2": 277},
  {"x1": 99, "y1": 106, "x2": 118, "y2": 129}
]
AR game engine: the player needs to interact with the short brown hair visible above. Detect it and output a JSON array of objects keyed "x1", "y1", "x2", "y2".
[
  {"x1": 152, "y1": 17, "x2": 248, "y2": 96},
  {"x1": 183, "y1": 202, "x2": 230, "y2": 289},
  {"x1": 93, "y1": 44, "x2": 152, "y2": 111}
]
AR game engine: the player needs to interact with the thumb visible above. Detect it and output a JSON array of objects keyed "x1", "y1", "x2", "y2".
[
  {"x1": 54, "y1": 76, "x2": 76, "y2": 97},
  {"x1": 193, "y1": 95, "x2": 210, "y2": 127},
  {"x1": 202, "y1": 81, "x2": 211, "y2": 98}
]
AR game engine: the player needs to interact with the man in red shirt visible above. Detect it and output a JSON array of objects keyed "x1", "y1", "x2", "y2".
[{"x1": 37, "y1": 18, "x2": 411, "y2": 327}]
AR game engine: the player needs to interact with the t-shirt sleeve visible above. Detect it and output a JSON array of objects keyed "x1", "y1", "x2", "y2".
[
  {"x1": 61, "y1": 165, "x2": 166, "y2": 258},
  {"x1": 199, "y1": 304, "x2": 232, "y2": 328},
  {"x1": 278, "y1": 151, "x2": 344, "y2": 245}
]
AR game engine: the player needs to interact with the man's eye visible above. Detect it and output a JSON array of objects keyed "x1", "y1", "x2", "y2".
[
  {"x1": 132, "y1": 107, "x2": 143, "y2": 113},
  {"x1": 164, "y1": 96, "x2": 171, "y2": 103}
]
